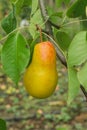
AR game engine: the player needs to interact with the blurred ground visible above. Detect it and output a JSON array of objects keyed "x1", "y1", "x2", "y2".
[{"x1": 0, "y1": 61, "x2": 87, "y2": 130}]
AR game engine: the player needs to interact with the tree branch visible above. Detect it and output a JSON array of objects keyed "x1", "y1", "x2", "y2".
[
  {"x1": 39, "y1": 0, "x2": 87, "y2": 101},
  {"x1": 80, "y1": 85, "x2": 87, "y2": 101}
]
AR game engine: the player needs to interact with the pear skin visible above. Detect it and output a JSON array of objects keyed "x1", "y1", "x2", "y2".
[{"x1": 23, "y1": 41, "x2": 58, "y2": 98}]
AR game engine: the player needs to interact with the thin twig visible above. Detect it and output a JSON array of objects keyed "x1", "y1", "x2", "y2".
[
  {"x1": 62, "y1": 18, "x2": 87, "y2": 27},
  {"x1": 36, "y1": 24, "x2": 43, "y2": 42},
  {"x1": 0, "y1": 25, "x2": 28, "y2": 44},
  {"x1": 80, "y1": 85, "x2": 87, "y2": 101}
]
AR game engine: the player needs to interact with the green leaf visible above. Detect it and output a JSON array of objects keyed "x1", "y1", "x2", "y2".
[
  {"x1": 67, "y1": 67, "x2": 80, "y2": 105},
  {"x1": 1, "y1": 11, "x2": 17, "y2": 34},
  {"x1": 16, "y1": 0, "x2": 31, "y2": 14},
  {"x1": 29, "y1": 35, "x2": 39, "y2": 64},
  {"x1": 55, "y1": 0, "x2": 70, "y2": 7},
  {"x1": 77, "y1": 62, "x2": 87, "y2": 91},
  {"x1": 51, "y1": 12, "x2": 63, "y2": 18},
  {"x1": 68, "y1": 31, "x2": 87, "y2": 67},
  {"x1": 67, "y1": 0, "x2": 87, "y2": 18},
  {"x1": 55, "y1": 0, "x2": 64, "y2": 7},
  {"x1": 29, "y1": 9, "x2": 43, "y2": 38},
  {"x1": 56, "y1": 31, "x2": 71, "y2": 51},
  {"x1": 0, "y1": 44, "x2": 3, "y2": 55},
  {"x1": 47, "y1": 7, "x2": 61, "y2": 18},
  {"x1": 0, "y1": 119, "x2": 7, "y2": 130},
  {"x1": 31, "y1": 0, "x2": 38, "y2": 15},
  {"x1": 1, "y1": 32, "x2": 30, "y2": 84},
  {"x1": 16, "y1": 0, "x2": 24, "y2": 14},
  {"x1": 64, "y1": 0, "x2": 71, "y2": 4},
  {"x1": 47, "y1": 7, "x2": 62, "y2": 23},
  {"x1": 80, "y1": 13, "x2": 87, "y2": 30},
  {"x1": 10, "y1": 0, "x2": 18, "y2": 3},
  {"x1": 22, "y1": 0, "x2": 32, "y2": 6}
]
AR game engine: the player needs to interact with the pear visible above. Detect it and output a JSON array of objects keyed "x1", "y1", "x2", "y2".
[{"x1": 23, "y1": 41, "x2": 58, "y2": 98}]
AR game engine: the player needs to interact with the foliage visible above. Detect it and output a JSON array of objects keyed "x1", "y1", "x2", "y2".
[
  {"x1": 0, "y1": 119, "x2": 7, "y2": 130},
  {"x1": 56, "y1": 31, "x2": 71, "y2": 51},
  {"x1": 1, "y1": 5, "x2": 17, "y2": 34},
  {"x1": 0, "y1": 0, "x2": 87, "y2": 128},
  {"x1": 1, "y1": 32, "x2": 30, "y2": 84}
]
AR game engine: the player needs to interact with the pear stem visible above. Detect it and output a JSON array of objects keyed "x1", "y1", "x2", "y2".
[{"x1": 36, "y1": 24, "x2": 43, "y2": 42}]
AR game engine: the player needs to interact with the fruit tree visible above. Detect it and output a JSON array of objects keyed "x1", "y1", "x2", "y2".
[{"x1": 0, "y1": 0, "x2": 87, "y2": 129}]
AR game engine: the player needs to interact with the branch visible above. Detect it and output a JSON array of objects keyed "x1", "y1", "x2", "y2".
[
  {"x1": 80, "y1": 85, "x2": 87, "y2": 101},
  {"x1": 39, "y1": 0, "x2": 87, "y2": 101}
]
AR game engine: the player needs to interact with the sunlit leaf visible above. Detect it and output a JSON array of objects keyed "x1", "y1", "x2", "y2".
[
  {"x1": 31, "y1": 0, "x2": 38, "y2": 15},
  {"x1": 16, "y1": 0, "x2": 31, "y2": 14},
  {"x1": 77, "y1": 62, "x2": 87, "y2": 91},
  {"x1": 56, "y1": 31, "x2": 71, "y2": 51},
  {"x1": 67, "y1": 67, "x2": 80, "y2": 105},
  {"x1": 10, "y1": 0, "x2": 18, "y2": 3},
  {"x1": 29, "y1": 9, "x2": 43, "y2": 38},
  {"x1": 1, "y1": 32, "x2": 30, "y2": 84},
  {"x1": 1, "y1": 11, "x2": 17, "y2": 34},
  {"x1": 55, "y1": 0, "x2": 70, "y2": 7},
  {"x1": 68, "y1": 31, "x2": 87, "y2": 67},
  {"x1": 67, "y1": 0, "x2": 87, "y2": 18}
]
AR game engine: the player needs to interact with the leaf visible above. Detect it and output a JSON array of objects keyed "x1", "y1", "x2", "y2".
[
  {"x1": 51, "y1": 12, "x2": 63, "y2": 18},
  {"x1": 68, "y1": 31, "x2": 87, "y2": 67},
  {"x1": 29, "y1": 9, "x2": 43, "y2": 38},
  {"x1": 55, "y1": 0, "x2": 70, "y2": 7},
  {"x1": 56, "y1": 31, "x2": 71, "y2": 51},
  {"x1": 47, "y1": 7, "x2": 63, "y2": 23},
  {"x1": 16, "y1": 0, "x2": 31, "y2": 14},
  {"x1": 16, "y1": 0, "x2": 24, "y2": 14},
  {"x1": 29, "y1": 35, "x2": 39, "y2": 64},
  {"x1": 47, "y1": 7, "x2": 63, "y2": 18},
  {"x1": 67, "y1": 0, "x2": 87, "y2": 18},
  {"x1": 0, "y1": 119, "x2": 7, "y2": 130},
  {"x1": 0, "y1": 44, "x2": 2, "y2": 55},
  {"x1": 31, "y1": 0, "x2": 38, "y2": 15},
  {"x1": 22, "y1": 0, "x2": 32, "y2": 7},
  {"x1": 1, "y1": 32, "x2": 30, "y2": 84},
  {"x1": 80, "y1": 13, "x2": 87, "y2": 30},
  {"x1": 10, "y1": 0, "x2": 18, "y2": 3},
  {"x1": 47, "y1": 7, "x2": 62, "y2": 23},
  {"x1": 67, "y1": 67, "x2": 80, "y2": 105},
  {"x1": 55, "y1": 0, "x2": 64, "y2": 7},
  {"x1": 77, "y1": 62, "x2": 87, "y2": 91},
  {"x1": 1, "y1": 11, "x2": 17, "y2": 34},
  {"x1": 64, "y1": 0, "x2": 71, "y2": 4}
]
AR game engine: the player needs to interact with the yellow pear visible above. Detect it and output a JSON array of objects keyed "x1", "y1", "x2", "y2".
[{"x1": 23, "y1": 41, "x2": 58, "y2": 98}]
